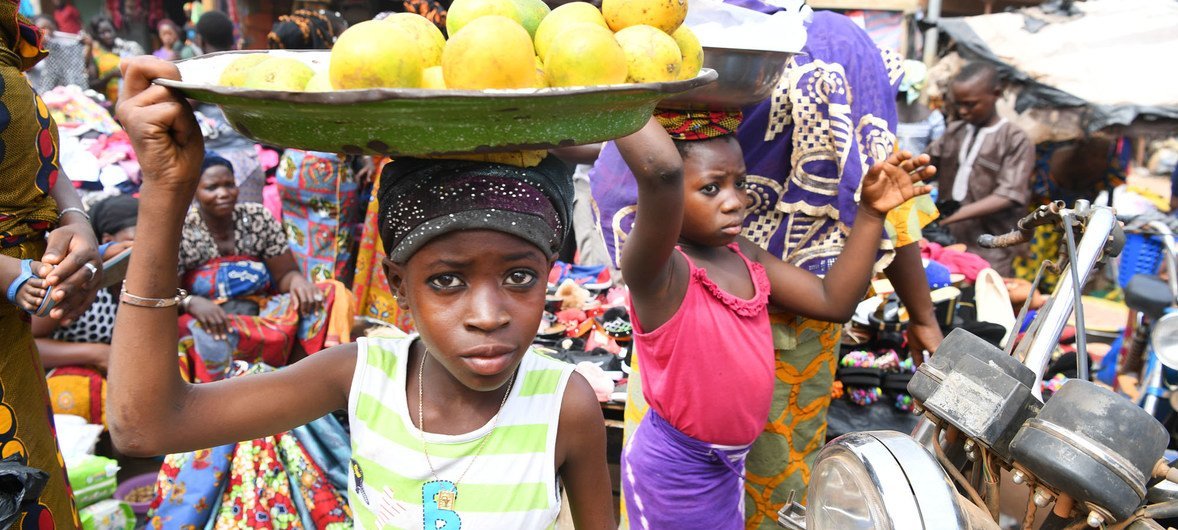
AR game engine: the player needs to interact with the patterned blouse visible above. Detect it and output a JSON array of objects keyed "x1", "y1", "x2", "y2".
[
  {"x1": 0, "y1": 9, "x2": 61, "y2": 250},
  {"x1": 53, "y1": 288, "x2": 117, "y2": 344},
  {"x1": 179, "y1": 202, "x2": 289, "y2": 275}
]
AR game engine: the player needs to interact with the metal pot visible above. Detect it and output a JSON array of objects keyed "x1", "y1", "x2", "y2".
[{"x1": 660, "y1": 46, "x2": 796, "y2": 110}]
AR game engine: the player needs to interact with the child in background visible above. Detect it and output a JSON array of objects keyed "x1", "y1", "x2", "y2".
[
  {"x1": 927, "y1": 62, "x2": 1034, "y2": 276},
  {"x1": 614, "y1": 112, "x2": 934, "y2": 529},
  {"x1": 154, "y1": 19, "x2": 200, "y2": 61},
  {"x1": 896, "y1": 59, "x2": 945, "y2": 156},
  {"x1": 108, "y1": 56, "x2": 615, "y2": 530}
]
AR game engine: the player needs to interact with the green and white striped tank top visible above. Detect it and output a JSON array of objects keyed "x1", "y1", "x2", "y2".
[{"x1": 348, "y1": 335, "x2": 574, "y2": 530}]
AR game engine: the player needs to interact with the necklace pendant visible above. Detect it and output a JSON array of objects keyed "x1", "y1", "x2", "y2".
[
  {"x1": 435, "y1": 488, "x2": 457, "y2": 511},
  {"x1": 423, "y1": 480, "x2": 461, "y2": 529}
]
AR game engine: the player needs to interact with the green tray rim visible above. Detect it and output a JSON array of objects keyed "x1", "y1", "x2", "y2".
[{"x1": 155, "y1": 50, "x2": 718, "y2": 104}]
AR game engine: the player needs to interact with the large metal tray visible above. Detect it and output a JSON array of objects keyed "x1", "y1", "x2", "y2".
[{"x1": 157, "y1": 50, "x2": 717, "y2": 156}]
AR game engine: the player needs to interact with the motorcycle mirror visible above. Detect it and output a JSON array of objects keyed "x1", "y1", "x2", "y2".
[{"x1": 1152, "y1": 312, "x2": 1178, "y2": 369}]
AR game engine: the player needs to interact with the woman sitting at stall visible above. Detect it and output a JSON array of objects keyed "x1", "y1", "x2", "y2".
[{"x1": 178, "y1": 152, "x2": 353, "y2": 381}]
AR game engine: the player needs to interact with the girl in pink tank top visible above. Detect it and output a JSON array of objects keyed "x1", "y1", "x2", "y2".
[{"x1": 614, "y1": 113, "x2": 936, "y2": 529}]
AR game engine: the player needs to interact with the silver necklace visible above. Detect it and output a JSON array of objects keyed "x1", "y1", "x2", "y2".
[{"x1": 416, "y1": 348, "x2": 516, "y2": 515}]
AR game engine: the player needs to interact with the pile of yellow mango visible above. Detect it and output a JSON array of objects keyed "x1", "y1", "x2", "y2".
[{"x1": 220, "y1": 0, "x2": 702, "y2": 92}]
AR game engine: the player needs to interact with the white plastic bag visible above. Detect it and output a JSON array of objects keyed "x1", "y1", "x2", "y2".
[{"x1": 685, "y1": 0, "x2": 808, "y2": 53}]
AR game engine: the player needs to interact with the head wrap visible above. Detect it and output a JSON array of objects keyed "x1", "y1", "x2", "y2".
[
  {"x1": 655, "y1": 110, "x2": 743, "y2": 141},
  {"x1": 202, "y1": 151, "x2": 234, "y2": 174},
  {"x1": 267, "y1": 9, "x2": 334, "y2": 50},
  {"x1": 378, "y1": 156, "x2": 573, "y2": 263},
  {"x1": 89, "y1": 194, "x2": 139, "y2": 238}
]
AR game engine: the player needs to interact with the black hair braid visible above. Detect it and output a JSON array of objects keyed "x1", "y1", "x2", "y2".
[{"x1": 266, "y1": 9, "x2": 334, "y2": 50}]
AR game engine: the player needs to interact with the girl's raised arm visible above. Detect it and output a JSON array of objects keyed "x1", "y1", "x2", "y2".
[
  {"x1": 614, "y1": 117, "x2": 685, "y2": 298},
  {"x1": 108, "y1": 56, "x2": 353, "y2": 457},
  {"x1": 755, "y1": 151, "x2": 935, "y2": 322}
]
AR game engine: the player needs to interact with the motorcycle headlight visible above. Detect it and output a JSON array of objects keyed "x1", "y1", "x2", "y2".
[
  {"x1": 808, "y1": 450, "x2": 889, "y2": 529},
  {"x1": 806, "y1": 431, "x2": 968, "y2": 530},
  {"x1": 1152, "y1": 312, "x2": 1178, "y2": 369}
]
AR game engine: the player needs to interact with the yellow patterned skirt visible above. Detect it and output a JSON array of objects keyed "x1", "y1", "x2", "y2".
[
  {"x1": 351, "y1": 159, "x2": 413, "y2": 332},
  {"x1": 2, "y1": 241, "x2": 80, "y2": 529}
]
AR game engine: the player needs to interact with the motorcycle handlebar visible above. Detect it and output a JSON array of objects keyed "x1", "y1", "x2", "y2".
[
  {"x1": 978, "y1": 230, "x2": 1030, "y2": 249},
  {"x1": 978, "y1": 201, "x2": 1064, "y2": 249}
]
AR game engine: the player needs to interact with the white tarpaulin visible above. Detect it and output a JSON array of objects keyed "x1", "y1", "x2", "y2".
[{"x1": 938, "y1": 0, "x2": 1178, "y2": 132}]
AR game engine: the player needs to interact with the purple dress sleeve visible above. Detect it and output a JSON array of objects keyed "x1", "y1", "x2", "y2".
[
  {"x1": 588, "y1": 141, "x2": 638, "y2": 270},
  {"x1": 737, "y1": 11, "x2": 900, "y2": 275}
]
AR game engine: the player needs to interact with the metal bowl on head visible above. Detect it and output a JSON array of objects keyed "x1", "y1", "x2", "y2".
[{"x1": 660, "y1": 46, "x2": 796, "y2": 111}]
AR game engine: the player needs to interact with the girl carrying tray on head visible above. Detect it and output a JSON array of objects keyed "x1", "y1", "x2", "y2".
[
  {"x1": 611, "y1": 111, "x2": 936, "y2": 528},
  {"x1": 108, "y1": 56, "x2": 615, "y2": 530}
]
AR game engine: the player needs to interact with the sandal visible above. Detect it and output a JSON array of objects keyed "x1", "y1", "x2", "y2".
[
  {"x1": 5, "y1": 259, "x2": 36, "y2": 306},
  {"x1": 6, "y1": 259, "x2": 55, "y2": 317},
  {"x1": 600, "y1": 306, "x2": 632, "y2": 339},
  {"x1": 100, "y1": 247, "x2": 132, "y2": 289},
  {"x1": 35, "y1": 288, "x2": 57, "y2": 317}
]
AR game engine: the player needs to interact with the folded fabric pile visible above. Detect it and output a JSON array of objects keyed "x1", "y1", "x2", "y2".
[
  {"x1": 41, "y1": 85, "x2": 121, "y2": 136},
  {"x1": 920, "y1": 241, "x2": 991, "y2": 282},
  {"x1": 149, "y1": 364, "x2": 352, "y2": 529}
]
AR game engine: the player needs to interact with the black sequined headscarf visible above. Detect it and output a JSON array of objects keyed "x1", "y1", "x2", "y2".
[{"x1": 378, "y1": 157, "x2": 574, "y2": 263}]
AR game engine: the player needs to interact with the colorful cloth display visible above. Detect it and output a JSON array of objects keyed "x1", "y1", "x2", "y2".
[
  {"x1": 352, "y1": 162, "x2": 413, "y2": 331},
  {"x1": 920, "y1": 242, "x2": 991, "y2": 282},
  {"x1": 276, "y1": 150, "x2": 361, "y2": 284},
  {"x1": 654, "y1": 110, "x2": 743, "y2": 141},
  {"x1": 40, "y1": 85, "x2": 121, "y2": 136},
  {"x1": 44, "y1": 366, "x2": 105, "y2": 427},
  {"x1": 150, "y1": 366, "x2": 352, "y2": 529}
]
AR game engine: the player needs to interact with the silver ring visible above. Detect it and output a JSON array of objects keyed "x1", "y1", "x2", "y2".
[{"x1": 83, "y1": 262, "x2": 98, "y2": 280}]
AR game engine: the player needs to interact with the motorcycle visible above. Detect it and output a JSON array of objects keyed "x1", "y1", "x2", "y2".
[
  {"x1": 779, "y1": 200, "x2": 1178, "y2": 530},
  {"x1": 1112, "y1": 212, "x2": 1178, "y2": 426}
]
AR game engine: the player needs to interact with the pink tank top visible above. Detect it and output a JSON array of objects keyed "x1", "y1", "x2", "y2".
[{"x1": 629, "y1": 243, "x2": 774, "y2": 446}]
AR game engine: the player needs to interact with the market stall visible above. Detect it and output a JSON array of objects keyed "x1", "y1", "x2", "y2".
[{"x1": 933, "y1": 0, "x2": 1178, "y2": 140}]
